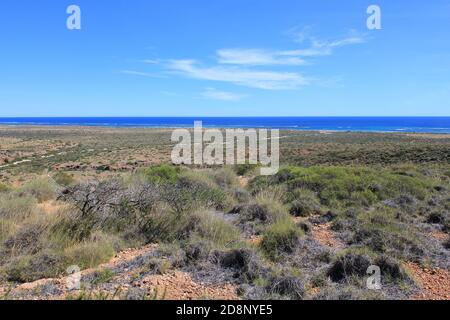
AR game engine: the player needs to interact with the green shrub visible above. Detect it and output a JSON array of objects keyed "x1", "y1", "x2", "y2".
[
  {"x1": 348, "y1": 207, "x2": 430, "y2": 262},
  {"x1": 144, "y1": 164, "x2": 181, "y2": 185},
  {"x1": 0, "y1": 219, "x2": 16, "y2": 244},
  {"x1": 132, "y1": 203, "x2": 191, "y2": 244},
  {"x1": 190, "y1": 210, "x2": 239, "y2": 247},
  {"x1": 255, "y1": 166, "x2": 430, "y2": 207},
  {"x1": 212, "y1": 167, "x2": 240, "y2": 189},
  {"x1": 91, "y1": 268, "x2": 116, "y2": 285},
  {"x1": 234, "y1": 164, "x2": 259, "y2": 176},
  {"x1": 260, "y1": 219, "x2": 301, "y2": 260},
  {"x1": 327, "y1": 251, "x2": 372, "y2": 283},
  {"x1": 241, "y1": 197, "x2": 290, "y2": 224},
  {"x1": 2, "y1": 223, "x2": 46, "y2": 257},
  {"x1": 374, "y1": 255, "x2": 409, "y2": 283},
  {"x1": 53, "y1": 171, "x2": 75, "y2": 187},
  {"x1": 215, "y1": 248, "x2": 268, "y2": 282},
  {"x1": 288, "y1": 189, "x2": 322, "y2": 217},
  {"x1": 20, "y1": 177, "x2": 56, "y2": 202},
  {"x1": 5, "y1": 251, "x2": 66, "y2": 283},
  {"x1": 0, "y1": 182, "x2": 10, "y2": 193},
  {"x1": 64, "y1": 233, "x2": 117, "y2": 269},
  {"x1": 0, "y1": 193, "x2": 37, "y2": 221}
]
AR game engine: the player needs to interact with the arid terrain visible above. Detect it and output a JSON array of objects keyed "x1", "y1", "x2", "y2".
[{"x1": 0, "y1": 126, "x2": 449, "y2": 300}]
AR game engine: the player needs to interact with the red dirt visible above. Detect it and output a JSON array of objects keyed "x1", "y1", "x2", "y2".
[
  {"x1": 405, "y1": 262, "x2": 450, "y2": 300},
  {"x1": 141, "y1": 271, "x2": 239, "y2": 300},
  {"x1": 1, "y1": 244, "x2": 239, "y2": 300},
  {"x1": 429, "y1": 231, "x2": 448, "y2": 242},
  {"x1": 312, "y1": 222, "x2": 343, "y2": 248}
]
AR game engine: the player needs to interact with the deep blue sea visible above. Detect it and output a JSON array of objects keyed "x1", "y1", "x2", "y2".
[{"x1": 0, "y1": 117, "x2": 449, "y2": 133}]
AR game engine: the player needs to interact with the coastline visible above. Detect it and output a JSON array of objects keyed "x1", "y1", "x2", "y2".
[
  {"x1": 0, "y1": 124, "x2": 449, "y2": 135},
  {"x1": 0, "y1": 117, "x2": 449, "y2": 134}
]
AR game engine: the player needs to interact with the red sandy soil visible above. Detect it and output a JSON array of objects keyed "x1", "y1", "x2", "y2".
[
  {"x1": 141, "y1": 271, "x2": 238, "y2": 300},
  {"x1": 1, "y1": 244, "x2": 239, "y2": 300},
  {"x1": 238, "y1": 176, "x2": 250, "y2": 188},
  {"x1": 292, "y1": 216, "x2": 342, "y2": 249},
  {"x1": 429, "y1": 231, "x2": 448, "y2": 242},
  {"x1": 311, "y1": 222, "x2": 343, "y2": 248},
  {"x1": 405, "y1": 262, "x2": 450, "y2": 300}
]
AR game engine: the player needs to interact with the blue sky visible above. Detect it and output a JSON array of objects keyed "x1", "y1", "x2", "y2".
[{"x1": 0, "y1": 0, "x2": 449, "y2": 116}]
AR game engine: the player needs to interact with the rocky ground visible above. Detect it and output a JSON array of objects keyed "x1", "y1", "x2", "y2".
[
  {"x1": 2, "y1": 217, "x2": 447, "y2": 300},
  {"x1": 0, "y1": 244, "x2": 239, "y2": 300}
]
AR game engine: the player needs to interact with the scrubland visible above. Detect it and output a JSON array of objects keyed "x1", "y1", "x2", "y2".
[{"x1": 0, "y1": 126, "x2": 449, "y2": 300}]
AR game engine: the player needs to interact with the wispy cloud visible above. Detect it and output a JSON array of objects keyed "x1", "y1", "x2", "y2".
[
  {"x1": 127, "y1": 28, "x2": 366, "y2": 92},
  {"x1": 215, "y1": 33, "x2": 364, "y2": 66},
  {"x1": 288, "y1": 28, "x2": 366, "y2": 57},
  {"x1": 166, "y1": 60, "x2": 308, "y2": 90},
  {"x1": 120, "y1": 70, "x2": 161, "y2": 77},
  {"x1": 217, "y1": 49, "x2": 307, "y2": 66},
  {"x1": 201, "y1": 88, "x2": 246, "y2": 101},
  {"x1": 142, "y1": 59, "x2": 160, "y2": 64}
]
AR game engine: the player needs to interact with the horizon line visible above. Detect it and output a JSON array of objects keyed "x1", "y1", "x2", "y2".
[{"x1": 1, "y1": 116, "x2": 450, "y2": 118}]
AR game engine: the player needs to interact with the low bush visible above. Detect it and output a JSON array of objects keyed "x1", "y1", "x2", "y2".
[
  {"x1": 183, "y1": 239, "x2": 212, "y2": 263},
  {"x1": 443, "y1": 238, "x2": 450, "y2": 250},
  {"x1": 53, "y1": 172, "x2": 75, "y2": 187},
  {"x1": 253, "y1": 166, "x2": 431, "y2": 208},
  {"x1": 0, "y1": 182, "x2": 10, "y2": 193},
  {"x1": 161, "y1": 175, "x2": 230, "y2": 214},
  {"x1": 189, "y1": 210, "x2": 240, "y2": 247},
  {"x1": 90, "y1": 268, "x2": 116, "y2": 285},
  {"x1": 288, "y1": 189, "x2": 322, "y2": 217},
  {"x1": 214, "y1": 248, "x2": 268, "y2": 282},
  {"x1": 0, "y1": 193, "x2": 37, "y2": 221},
  {"x1": 234, "y1": 164, "x2": 259, "y2": 176},
  {"x1": 20, "y1": 177, "x2": 56, "y2": 203},
  {"x1": 344, "y1": 207, "x2": 430, "y2": 263},
  {"x1": 63, "y1": 232, "x2": 118, "y2": 270},
  {"x1": 327, "y1": 251, "x2": 372, "y2": 283},
  {"x1": 216, "y1": 249, "x2": 252, "y2": 270},
  {"x1": 5, "y1": 250, "x2": 66, "y2": 283},
  {"x1": 144, "y1": 164, "x2": 181, "y2": 185},
  {"x1": 265, "y1": 275, "x2": 305, "y2": 300},
  {"x1": 134, "y1": 204, "x2": 189, "y2": 243},
  {"x1": 2, "y1": 223, "x2": 46, "y2": 257},
  {"x1": 212, "y1": 167, "x2": 240, "y2": 189},
  {"x1": 240, "y1": 199, "x2": 289, "y2": 224},
  {"x1": 313, "y1": 286, "x2": 383, "y2": 300},
  {"x1": 260, "y1": 219, "x2": 301, "y2": 260},
  {"x1": 144, "y1": 258, "x2": 172, "y2": 275},
  {"x1": 0, "y1": 219, "x2": 16, "y2": 244},
  {"x1": 427, "y1": 211, "x2": 445, "y2": 224},
  {"x1": 374, "y1": 255, "x2": 408, "y2": 283}
]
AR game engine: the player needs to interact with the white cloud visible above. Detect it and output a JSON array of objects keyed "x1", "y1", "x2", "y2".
[
  {"x1": 215, "y1": 35, "x2": 364, "y2": 66},
  {"x1": 286, "y1": 25, "x2": 366, "y2": 57},
  {"x1": 142, "y1": 59, "x2": 160, "y2": 64},
  {"x1": 167, "y1": 60, "x2": 308, "y2": 90},
  {"x1": 133, "y1": 28, "x2": 366, "y2": 91},
  {"x1": 285, "y1": 36, "x2": 365, "y2": 57},
  {"x1": 290, "y1": 25, "x2": 313, "y2": 43},
  {"x1": 201, "y1": 88, "x2": 245, "y2": 101},
  {"x1": 217, "y1": 49, "x2": 307, "y2": 66},
  {"x1": 121, "y1": 70, "x2": 157, "y2": 77}
]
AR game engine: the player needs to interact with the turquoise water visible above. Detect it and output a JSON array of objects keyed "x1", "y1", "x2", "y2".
[{"x1": 0, "y1": 117, "x2": 449, "y2": 133}]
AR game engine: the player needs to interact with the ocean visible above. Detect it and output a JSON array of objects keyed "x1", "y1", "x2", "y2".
[{"x1": 0, "y1": 117, "x2": 449, "y2": 134}]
